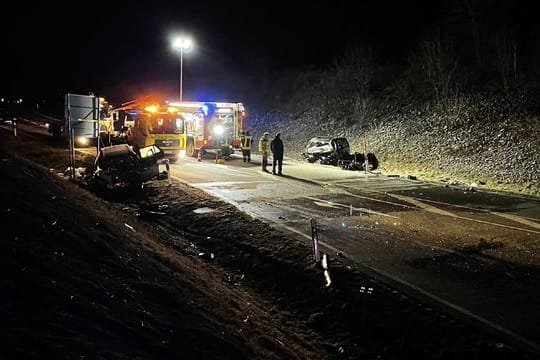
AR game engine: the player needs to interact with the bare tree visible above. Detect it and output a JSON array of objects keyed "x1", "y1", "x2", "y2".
[
  {"x1": 416, "y1": 33, "x2": 460, "y2": 103},
  {"x1": 333, "y1": 46, "x2": 374, "y2": 97},
  {"x1": 459, "y1": 0, "x2": 484, "y2": 66},
  {"x1": 494, "y1": 29, "x2": 517, "y2": 92},
  {"x1": 351, "y1": 93, "x2": 373, "y2": 128},
  {"x1": 334, "y1": 46, "x2": 375, "y2": 127}
]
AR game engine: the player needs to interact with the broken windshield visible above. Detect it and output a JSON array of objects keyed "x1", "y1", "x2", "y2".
[{"x1": 149, "y1": 115, "x2": 184, "y2": 134}]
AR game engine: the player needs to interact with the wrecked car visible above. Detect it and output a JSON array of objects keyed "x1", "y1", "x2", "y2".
[
  {"x1": 302, "y1": 137, "x2": 378, "y2": 171},
  {"x1": 93, "y1": 144, "x2": 164, "y2": 190}
]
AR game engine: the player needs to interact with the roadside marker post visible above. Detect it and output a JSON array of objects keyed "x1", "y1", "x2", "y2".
[
  {"x1": 310, "y1": 218, "x2": 320, "y2": 264},
  {"x1": 166, "y1": 159, "x2": 171, "y2": 185},
  {"x1": 158, "y1": 158, "x2": 171, "y2": 185},
  {"x1": 363, "y1": 134, "x2": 368, "y2": 174}
]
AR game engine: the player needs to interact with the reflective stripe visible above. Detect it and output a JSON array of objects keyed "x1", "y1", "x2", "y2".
[
  {"x1": 258, "y1": 138, "x2": 269, "y2": 152},
  {"x1": 241, "y1": 135, "x2": 252, "y2": 149}
]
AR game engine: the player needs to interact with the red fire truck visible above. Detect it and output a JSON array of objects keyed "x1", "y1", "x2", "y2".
[{"x1": 107, "y1": 96, "x2": 247, "y2": 162}]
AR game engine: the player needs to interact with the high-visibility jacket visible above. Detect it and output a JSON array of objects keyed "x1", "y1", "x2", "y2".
[
  {"x1": 258, "y1": 137, "x2": 269, "y2": 153},
  {"x1": 241, "y1": 135, "x2": 253, "y2": 149}
]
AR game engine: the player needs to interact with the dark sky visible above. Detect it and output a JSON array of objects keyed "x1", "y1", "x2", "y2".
[{"x1": 2, "y1": 0, "x2": 439, "y2": 102}]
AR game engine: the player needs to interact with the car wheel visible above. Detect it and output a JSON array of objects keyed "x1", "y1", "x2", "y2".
[{"x1": 367, "y1": 153, "x2": 378, "y2": 170}]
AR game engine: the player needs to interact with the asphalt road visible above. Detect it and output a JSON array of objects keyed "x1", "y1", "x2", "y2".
[
  {"x1": 5, "y1": 119, "x2": 540, "y2": 355},
  {"x1": 169, "y1": 152, "x2": 540, "y2": 355}
]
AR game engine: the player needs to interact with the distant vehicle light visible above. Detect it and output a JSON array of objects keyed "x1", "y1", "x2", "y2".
[
  {"x1": 213, "y1": 124, "x2": 225, "y2": 136},
  {"x1": 76, "y1": 136, "x2": 89, "y2": 146},
  {"x1": 44, "y1": 123, "x2": 50, "y2": 128}
]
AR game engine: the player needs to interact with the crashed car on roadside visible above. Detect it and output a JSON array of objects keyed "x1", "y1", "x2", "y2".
[
  {"x1": 93, "y1": 144, "x2": 164, "y2": 191},
  {"x1": 302, "y1": 137, "x2": 378, "y2": 171}
]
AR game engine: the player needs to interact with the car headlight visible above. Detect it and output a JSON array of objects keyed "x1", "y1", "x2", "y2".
[{"x1": 213, "y1": 124, "x2": 225, "y2": 136}]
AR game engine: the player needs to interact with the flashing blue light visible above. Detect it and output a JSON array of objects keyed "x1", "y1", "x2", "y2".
[{"x1": 202, "y1": 104, "x2": 209, "y2": 116}]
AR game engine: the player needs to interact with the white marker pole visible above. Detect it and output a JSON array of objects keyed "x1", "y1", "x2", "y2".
[{"x1": 310, "y1": 218, "x2": 320, "y2": 264}]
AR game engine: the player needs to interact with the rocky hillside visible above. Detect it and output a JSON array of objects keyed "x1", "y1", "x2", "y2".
[{"x1": 247, "y1": 87, "x2": 540, "y2": 198}]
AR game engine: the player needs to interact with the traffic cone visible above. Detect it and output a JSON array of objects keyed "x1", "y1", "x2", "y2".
[{"x1": 197, "y1": 150, "x2": 202, "y2": 162}]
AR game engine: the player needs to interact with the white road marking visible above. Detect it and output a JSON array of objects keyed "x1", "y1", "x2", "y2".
[
  {"x1": 304, "y1": 195, "x2": 398, "y2": 219},
  {"x1": 492, "y1": 212, "x2": 540, "y2": 231},
  {"x1": 419, "y1": 197, "x2": 540, "y2": 222},
  {"x1": 191, "y1": 180, "x2": 272, "y2": 187},
  {"x1": 389, "y1": 194, "x2": 540, "y2": 234},
  {"x1": 330, "y1": 182, "x2": 540, "y2": 234},
  {"x1": 389, "y1": 193, "x2": 459, "y2": 218}
]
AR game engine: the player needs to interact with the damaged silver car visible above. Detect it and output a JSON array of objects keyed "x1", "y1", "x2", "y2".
[{"x1": 302, "y1": 137, "x2": 378, "y2": 171}]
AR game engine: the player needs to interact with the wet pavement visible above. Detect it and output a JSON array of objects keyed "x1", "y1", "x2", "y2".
[{"x1": 168, "y1": 152, "x2": 540, "y2": 354}]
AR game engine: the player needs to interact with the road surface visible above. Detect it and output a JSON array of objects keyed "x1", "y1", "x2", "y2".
[{"x1": 169, "y1": 152, "x2": 540, "y2": 355}]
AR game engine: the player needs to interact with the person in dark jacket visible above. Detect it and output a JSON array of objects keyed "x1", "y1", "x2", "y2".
[{"x1": 270, "y1": 132, "x2": 284, "y2": 175}]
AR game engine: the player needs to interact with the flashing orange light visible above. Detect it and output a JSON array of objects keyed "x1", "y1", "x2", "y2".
[
  {"x1": 144, "y1": 105, "x2": 159, "y2": 113},
  {"x1": 167, "y1": 106, "x2": 179, "y2": 113}
]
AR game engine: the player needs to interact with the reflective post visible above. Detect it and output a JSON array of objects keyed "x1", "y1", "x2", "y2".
[{"x1": 310, "y1": 218, "x2": 320, "y2": 264}]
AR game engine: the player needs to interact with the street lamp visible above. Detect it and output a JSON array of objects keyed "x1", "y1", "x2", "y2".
[{"x1": 172, "y1": 36, "x2": 193, "y2": 101}]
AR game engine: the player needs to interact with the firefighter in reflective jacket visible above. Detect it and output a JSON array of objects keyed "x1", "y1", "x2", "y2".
[
  {"x1": 258, "y1": 132, "x2": 270, "y2": 172},
  {"x1": 240, "y1": 130, "x2": 253, "y2": 162}
]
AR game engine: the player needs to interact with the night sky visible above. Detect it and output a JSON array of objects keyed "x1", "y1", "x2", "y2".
[{"x1": 1, "y1": 0, "x2": 536, "y2": 104}]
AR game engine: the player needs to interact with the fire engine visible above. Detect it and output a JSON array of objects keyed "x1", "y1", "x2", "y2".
[{"x1": 105, "y1": 96, "x2": 247, "y2": 162}]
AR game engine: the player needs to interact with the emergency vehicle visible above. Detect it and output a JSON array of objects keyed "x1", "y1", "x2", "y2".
[{"x1": 107, "y1": 96, "x2": 247, "y2": 162}]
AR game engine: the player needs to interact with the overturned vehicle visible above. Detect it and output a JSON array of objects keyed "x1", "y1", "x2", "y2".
[
  {"x1": 302, "y1": 137, "x2": 378, "y2": 171},
  {"x1": 93, "y1": 144, "x2": 165, "y2": 191}
]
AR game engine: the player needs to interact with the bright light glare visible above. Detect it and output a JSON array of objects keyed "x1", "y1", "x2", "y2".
[
  {"x1": 76, "y1": 137, "x2": 89, "y2": 146},
  {"x1": 213, "y1": 124, "x2": 225, "y2": 136},
  {"x1": 145, "y1": 105, "x2": 158, "y2": 113},
  {"x1": 179, "y1": 149, "x2": 186, "y2": 159},
  {"x1": 172, "y1": 36, "x2": 193, "y2": 51}
]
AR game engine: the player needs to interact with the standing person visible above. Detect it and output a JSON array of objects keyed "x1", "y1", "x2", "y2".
[
  {"x1": 258, "y1": 132, "x2": 270, "y2": 172},
  {"x1": 270, "y1": 132, "x2": 284, "y2": 175},
  {"x1": 240, "y1": 130, "x2": 253, "y2": 162}
]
